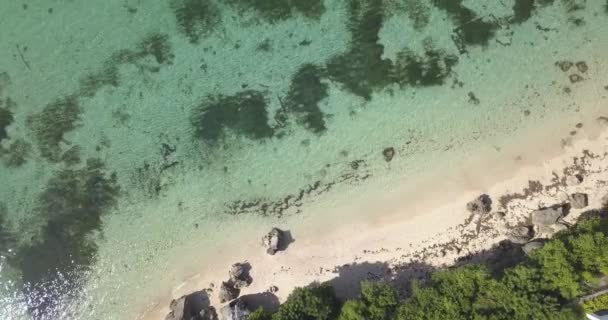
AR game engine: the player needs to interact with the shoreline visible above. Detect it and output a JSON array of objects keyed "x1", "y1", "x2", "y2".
[{"x1": 139, "y1": 114, "x2": 608, "y2": 319}]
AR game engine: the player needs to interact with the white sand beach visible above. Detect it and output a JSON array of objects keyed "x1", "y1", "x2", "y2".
[{"x1": 139, "y1": 114, "x2": 608, "y2": 319}]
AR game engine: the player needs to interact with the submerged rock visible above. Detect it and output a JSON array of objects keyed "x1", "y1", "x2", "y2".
[
  {"x1": 509, "y1": 226, "x2": 534, "y2": 244},
  {"x1": 220, "y1": 299, "x2": 250, "y2": 320},
  {"x1": 262, "y1": 228, "x2": 285, "y2": 255},
  {"x1": 382, "y1": 147, "x2": 395, "y2": 162},
  {"x1": 530, "y1": 205, "x2": 565, "y2": 226},
  {"x1": 575, "y1": 61, "x2": 588, "y2": 73},
  {"x1": 571, "y1": 193, "x2": 589, "y2": 209},
  {"x1": 466, "y1": 194, "x2": 492, "y2": 215}
]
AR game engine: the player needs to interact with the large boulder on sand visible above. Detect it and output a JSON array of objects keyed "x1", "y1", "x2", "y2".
[
  {"x1": 508, "y1": 226, "x2": 534, "y2": 244},
  {"x1": 165, "y1": 291, "x2": 216, "y2": 320},
  {"x1": 570, "y1": 193, "x2": 589, "y2": 209},
  {"x1": 220, "y1": 299, "x2": 250, "y2": 320},
  {"x1": 531, "y1": 205, "x2": 565, "y2": 226},
  {"x1": 262, "y1": 228, "x2": 285, "y2": 255},
  {"x1": 466, "y1": 194, "x2": 492, "y2": 215},
  {"x1": 229, "y1": 263, "x2": 252, "y2": 289},
  {"x1": 219, "y1": 282, "x2": 240, "y2": 303},
  {"x1": 522, "y1": 240, "x2": 546, "y2": 255}
]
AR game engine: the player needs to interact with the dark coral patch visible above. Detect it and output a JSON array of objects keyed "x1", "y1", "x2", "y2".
[
  {"x1": 1, "y1": 138, "x2": 31, "y2": 168},
  {"x1": 27, "y1": 96, "x2": 81, "y2": 162},
  {"x1": 79, "y1": 33, "x2": 173, "y2": 98},
  {"x1": 431, "y1": 0, "x2": 499, "y2": 47},
  {"x1": 512, "y1": 0, "x2": 536, "y2": 23},
  {"x1": 227, "y1": 0, "x2": 326, "y2": 22},
  {"x1": 284, "y1": 64, "x2": 329, "y2": 133},
  {"x1": 326, "y1": 0, "x2": 393, "y2": 100},
  {"x1": 0, "y1": 203, "x2": 16, "y2": 255},
  {"x1": 11, "y1": 158, "x2": 119, "y2": 315},
  {"x1": 392, "y1": 42, "x2": 458, "y2": 87},
  {"x1": 170, "y1": 0, "x2": 221, "y2": 43},
  {"x1": 192, "y1": 90, "x2": 274, "y2": 143},
  {"x1": 0, "y1": 106, "x2": 14, "y2": 141}
]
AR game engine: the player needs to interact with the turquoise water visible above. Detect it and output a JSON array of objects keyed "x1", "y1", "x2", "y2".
[{"x1": 0, "y1": 0, "x2": 606, "y2": 319}]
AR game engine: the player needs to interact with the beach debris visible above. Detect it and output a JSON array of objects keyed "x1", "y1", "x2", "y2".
[
  {"x1": 570, "y1": 193, "x2": 589, "y2": 209},
  {"x1": 262, "y1": 227, "x2": 285, "y2": 255},
  {"x1": 530, "y1": 205, "x2": 567, "y2": 226},
  {"x1": 382, "y1": 147, "x2": 395, "y2": 162},
  {"x1": 220, "y1": 299, "x2": 250, "y2": 320},
  {"x1": 555, "y1": 60, "x2": 573, "y2": 72},
  {"x1": 575, "y1": 61, "x2": 588, "y2": 73},
  {"x1": 566, "y1": 174, "x2": 583, "y2": 186},
  {"x1": 165, "y1": 291, "x2": 216, "y2": 320},
  {"x1": 522, "y1": 240, "x2": 546, "y2": 255},
  {"x1": 508, "y1": 225, "x2": 535, "y2": 244},
  {"x1": 268, "y1": 285, "x2": 279, "y2": 293},
  {"x1": 569, "y1": 74, "x2": 583, "y2": 83},
  {"x1": 229, "y1": 263, "x2": 252, "y2": 289},
  {"x1": 466, "y1": 194, "x2": 492, "y2": 215},
  {"x1": 219, "y1": 281, "x2": 240, "y2": 303}
]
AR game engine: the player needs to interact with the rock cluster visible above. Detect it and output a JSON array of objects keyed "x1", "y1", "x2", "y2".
[
  {"x1": 570, "y1": 193, "x2": 588, "y2": 209},
  {"x1": 165, "y1": 291, "x2": 217, "y2": 320},
  {"x1": 229, "y1": 263, "x2": 253, "y2": 289},
  {"x1": 466, "y1": 194, "x2": 492, "y2": 215},
  {"x1": 219, "y1": 281, "x2": 240, "y2": 304},
  {"x1": 220, "y1": 299, "x2": 250, "y2": 320}
]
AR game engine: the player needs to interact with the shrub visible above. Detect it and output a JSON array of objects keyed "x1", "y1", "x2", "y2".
[{"x1": 272, "y1": 283, "x2": 338, "y2": 320}]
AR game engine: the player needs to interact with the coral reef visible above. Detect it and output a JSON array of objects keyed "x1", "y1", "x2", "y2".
[
  {"x1": 170, "y1": 0, "x2": 221, "y2": 43},
  {"x1": 512, "y1": 0, "x2": 536, "y2": 23},
  {"x1": 227, "y1": 0, "x2": 326, "y2": 22},
  {"x1": 192, "y1": 90, "x2": 274, "y2": 143},
  {"x1": 79, "y1": 33, "x2": 173, "y2": 98},
  {"x1": 431, "y1": 0, "x2": 499, "y2": 47},
  {"x1": 10, "y1": 158, "x2": 120, "y2": 315},
  {"x1": 392, "y1": 40, "x2": 458, "y2": 87},
  {"x1": 0, "y1": 105, "x2": 13, "y2": 141},
  {"x1": 326, "y1": 0, "x2": 393, "y2": 100},
  {"x1": 284, "y1": 64, "x2": 329, "y2": 133},
  {"x1": 27, "y1": 96, "x2": 82, "y2": 162}
]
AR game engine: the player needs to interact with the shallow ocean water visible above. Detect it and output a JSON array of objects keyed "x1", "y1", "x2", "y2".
[{"x1": 0, "y1": 0, "x2": 607, "y2": 319}]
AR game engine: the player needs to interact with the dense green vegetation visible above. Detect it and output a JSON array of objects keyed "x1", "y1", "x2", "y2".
[{"x1": 258, "y1": 213, "x2": 608, "y2": 319}]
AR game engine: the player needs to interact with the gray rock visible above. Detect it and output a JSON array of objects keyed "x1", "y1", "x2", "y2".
[
  {"x1": 229, "y1": 263, "x2": 252, "y2": 289},
  {"x1": 566, "y1": 174, "x2": 583, "y2": 186},
  {"x1": 531, "y1": 206, "x2": 564, "y2": 226},
  {"x1": 165, "y1": 296, "x2": 186, "y2": 320},
  {"x1": 509, "y1": 226, "x2": 534, "y2": 244},
  {"x1": 571, "y1": 193, "x2": 588, "y2": 209},
  {"x1": 220, "y1": 299, "x2": 250, "y2": 320},
  {"x1": 523, "y1": 241, "x2": 545, "y2": 255},
  {"x1": 219, "y1": 282, "x2": 239, "y2": 303},
  {"x1": 262, "y1": 228, "x2": 285, "y2": 255},
  {"x1": 165, "y1": 291, "x2": 216, "y2": 320},
  {"x1": 383, "y1": 147, "x2": 395, "y2": 162},
  {"x1": 466, "y1": 194, "x2": 492, "y2": 215}
]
